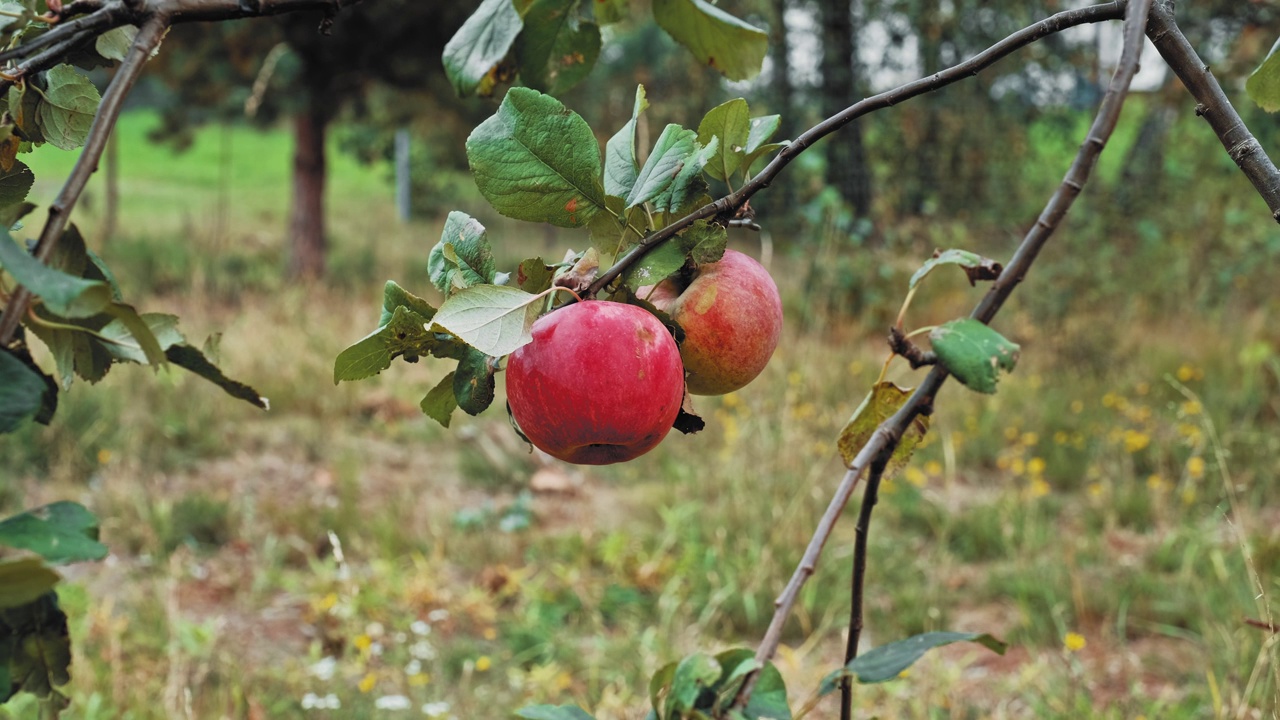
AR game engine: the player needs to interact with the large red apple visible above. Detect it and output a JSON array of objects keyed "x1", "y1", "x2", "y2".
[
  {"x1": 505, "y1": 300, "x2": 685, "y2": 465},
  {"x1": 644, "y1": 249, "x2": 782, "y2": 396}
]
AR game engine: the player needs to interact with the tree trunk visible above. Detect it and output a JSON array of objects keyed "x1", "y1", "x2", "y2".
[
  {"x1": 819, "y1": 0, "x2": 872, "y2": 217},
  {"x1": 288, "y1": 94, "x2": 328, "y2": 280}
]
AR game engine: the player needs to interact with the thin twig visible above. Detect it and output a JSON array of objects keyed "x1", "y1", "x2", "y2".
[
  {"x1": 587, "y1": 1, "x2": 1128, "y2": 297},
  {"x1": 732, "y1": 0, "x2": 1155, "y2": 709},
  {"x1": 888, "y1": 326, "x2": 937, "y2": 368},
  {"x1": 1144, "y1": 1, "x2": 1280, "y2": 222},
  {"x1": 840, "y1": 453, "x2": 890, "y2": 720},
  {"x1": 0, "y1": 17, "x2": 166, "y2": 346}
]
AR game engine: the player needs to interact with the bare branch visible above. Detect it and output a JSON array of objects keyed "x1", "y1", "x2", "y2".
[
  {"x1": 888, "y1": 327, "x2": 937, "y2": 368},
  {"x1": 1145, "y1": 0, "x2": 1280, "y2": 222},
  {"x1": 0, "y1": 17, "x2": 167, "y2": 346},
  {"x1": 732, "y1": 0, "x2": 1155, "y2": 708},
  {"x1": 840, "y1": 452, "x2": 890, "y2": 720},
  {"x1": 588, "y1": 0, "x2": 1127, "y2": 296}
]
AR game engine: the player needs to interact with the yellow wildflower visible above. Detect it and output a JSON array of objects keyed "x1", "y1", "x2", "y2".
[
  {"x1": 1124, "y1": 430, "x2": 1150, "y2": 453},
  {"x1": 1070, "y1": 400, "x2": 1084, "y2": 414},
  {"x1": 1028, "y1": 477, "x2": 1051, "y2": 498},
  {"x1": 1186, "y1": 456, "x2": 1205, "y2": 479},
  {"x1": 359, "y1": 672, "x2": 377, "y2": 693},
  {"x1": 476, "y1": 656, "x2": 492, "y2": 672},
  {"x1": 1181, "y1": 400, "x2": 1202, "y2": 416},
  {"x1": 1021, "y1": 432, "x2": 1039, "y2": 447},
  {"x1": 1064, "y1": 632, "x2": 1086, "y2": 652},
  {"x1": 1027, "y1": 457, "x2": 1046, "y2": 476},
  {"x1": 1176, "y1": 364, "x2": 1196, "y2": 382}
]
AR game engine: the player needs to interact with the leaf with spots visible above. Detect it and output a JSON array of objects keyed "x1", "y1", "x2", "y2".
[
  {"x1": 428, "y1": 211, "x2": 496, "y2": 295},
  {"x1": 443, "y1": 0, "x2": 524, "y2": 97},
  {"x1": 515, "y1": 0, "x2": 601, "y2": 95},
  {"x1": 652, "y1": 0, "x2": 768, "y2": 82},
  {"x1": 466, "y1": 87, "x2": 605, "y2": 227}
]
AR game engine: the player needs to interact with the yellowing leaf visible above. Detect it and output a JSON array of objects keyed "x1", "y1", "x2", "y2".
[{"x1": 836, "y1": 381, "x2": 929, "y2": 477}]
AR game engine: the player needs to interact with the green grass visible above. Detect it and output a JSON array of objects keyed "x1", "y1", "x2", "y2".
[{"x1": 2, "y1": 107, "x2": 1280, "y2": 719}]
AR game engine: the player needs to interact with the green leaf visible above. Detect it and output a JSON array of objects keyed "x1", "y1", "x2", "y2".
[
  {"x1": 430, "y1": 284, "x2": 546, "y2": 358},
  {"x1": 930, "y1": 318, "x2": 1020, "y2": 394},
  {"x1": 588, "y1": 197, "x2": 646, "y2": 262},
  {"x1": 0, "y1": 591, "x2": 72, "y2": 700},
  {"x1": 380, "y1": 280, "x2": 437, "y2": 327},
  {"x1": 593, "y1": 0, "x2": 628, "y2": 24},
  {"x1": 94, "y1": 25, "x2": 139, "y2": 62},
  {"x1": 604, "y1": 85, "x2": 649, "y2": 199},
  {"x1": 1248, "y1": 38, "x2": 1280, "y2": 112},
  {"x1": 740, "y1": 661, "x2": 791, "y2": 719},
  {"x1": 466, "y1": 87, "x2": 605, "y2": 227},
  {"x1": 515, "y1": 0, "x2": 601, "y2": 95},
  {"x1": 165, "y1": 344, "x2": 269, "y2": 410},
  {"x1": 7, "y1": 80, "x2": 44, "y2": 145},
  {"x1": 420, "y1": 372, "x2": 458, "y2": 428},
  {"x1": 0, "y1": 349, "x2": 46, "y2": 433},
  {"x1": 429, "y1": 211, "x2": 496, "y2": 295},
  {"x1": 697, "y1": 98, "x2": 749, "y2": 181},
  {"x1": 664, "y1": 653, "x2": 721, "y2": 715},
  {"x1": 0, "y1": 160, "x2": 33, "y2": 217},
  {"x1": 97, "y1": 305, "x2": 169, "y2": 367},
  {"x1": 0, "y1": 502, "x2": 107, "y2": 565},
  {"x1": 443, "y1": 0, "x2": 524, "y2": 97},
  {"x1": 836, "y1": 382, "x2": 929, "y2": 477},
  {"x1": 23, "y1": 314, "x2": 112, "y2": 388},
  {"x1": 653, "y1": 136, "x2": 717, "y2": 213},
  {"x1": 622, "y1": 234, "x2": 694, "y2": 291},
  {"x1": 334, "y1": 306, "x2": 441, "y2": 383},
  {"x1": 709, "y1": 649, "x2": 758, "y2": 710},
  {"x1": 0, "y1": 558, "x2": 59, "y2": 610},
  {"x1": 626, "y1": 124, "x2": 696, "y2": 209},
  {"x1": 515, "y1": 257, "x2": 554, "y2": 293},
  {"x1": 35, "y1": 65, "x2": 100, "y2": 151},
  {"x1": 648, "y1": 661, "x2": 677, "y2": 715},
  {"x1": 652, "y1": 0, "x2": 768, "y2": 82},
  {"x1": 0, "y1": 232, "x2": 111, "y2": 318},
  {"x1": 514, "y1": 705, "x2": 597, "y2": 720},
  {"x1": 819, "y1": 632, "x2": 1007, "y2": 692},
  {"x1": 742, "y1": 141, "x2": 787, "y2": 176},
  {"x1": 745, "y1": 115, "x2": 781, "y2": 154},
  {"x1": 908, "y1": 248, "x2": 1003, "y2": 289},
  {"x1": 687, "y1": 220, "x2": 727, "y2": 265},
  {"x1": 454, "y1": 348, "x2": 496, "y2": 415}
]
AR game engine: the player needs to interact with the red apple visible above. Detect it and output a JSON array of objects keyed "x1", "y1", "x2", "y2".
[
  {"x1": 505, "y1": 300, "x2": 685, "y2": 465},
  {"x1": 644, "y1": 249, "x2": 782, "y2": 396}
]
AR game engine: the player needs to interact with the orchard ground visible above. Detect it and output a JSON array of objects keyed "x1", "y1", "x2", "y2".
[{"x1": 2, "y1": 110, "x2": 1279, "y2": 718}]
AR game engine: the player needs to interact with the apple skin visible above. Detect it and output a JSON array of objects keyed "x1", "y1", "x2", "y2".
[
  {"x1": 506, "y1": 300, "x2": 685, "y2": 465},
  {"x1": 644, "y1": 249, "x2": 782, "y2": 396}
]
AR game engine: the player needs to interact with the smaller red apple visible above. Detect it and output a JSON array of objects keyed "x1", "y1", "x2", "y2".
[
  {"x1": 643, "y1": 249, "x2": 782, "y2": 396},
  {"x1": 505, "y1": 301, "x2": 685, "y2": 465}
]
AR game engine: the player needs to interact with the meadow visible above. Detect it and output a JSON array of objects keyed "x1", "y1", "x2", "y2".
[{"x1": 2, "y1": 107, "x2": 1279, "y2": 719}]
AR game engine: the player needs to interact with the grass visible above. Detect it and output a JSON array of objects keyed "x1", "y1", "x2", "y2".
[{"x1": 2, "y1": 108, "x2": 1280, "y2": 719}]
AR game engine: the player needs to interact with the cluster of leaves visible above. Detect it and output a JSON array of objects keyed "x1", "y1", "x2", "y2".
[
  {"x1": 513, "y1": 633, "x2": 1007, "y2": 719},
  {"x1": 0, "y1": 501, "x2": 108, "y2": 713},
  {"x1": 0, "y1": 17, "x2": 267, "y2": 714},
  {"x1": 442, "y1": 0, "x2": 768, "y2": 99},
  {"x1": 334, "y1": 86, "x2": 788, "y2": 429}
]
